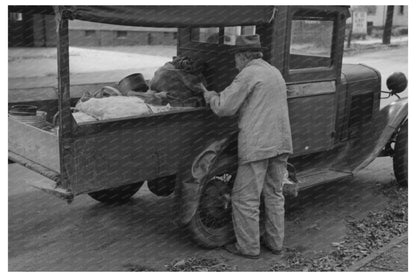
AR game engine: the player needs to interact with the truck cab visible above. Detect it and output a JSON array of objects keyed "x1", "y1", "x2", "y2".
[{"x1": 177, "y1": 6, "x2": 374, "y2": 158}]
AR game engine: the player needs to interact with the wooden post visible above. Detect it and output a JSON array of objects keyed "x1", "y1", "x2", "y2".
[
  {"x1": 382, "y1": 6, "x2": 394, "y2": 45},
  {"x1": 54, "y1": 6, "x2": 73, "y2": 190}
]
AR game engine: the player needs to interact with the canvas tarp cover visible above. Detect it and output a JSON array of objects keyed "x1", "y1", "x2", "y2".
[{"x1": 61, "y1": 6, "x2": 276, "y2": 27}]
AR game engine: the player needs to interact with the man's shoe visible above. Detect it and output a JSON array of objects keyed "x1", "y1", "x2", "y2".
[
  {"x1": 265, "y1": 246, "x2": 282, "y2": 255},
  {"x1": 260, "y1": 238, "x2": 283, "y2": 255},
  {"x1": 224, "y1": 244, "x2": 260, "y2": 259}
]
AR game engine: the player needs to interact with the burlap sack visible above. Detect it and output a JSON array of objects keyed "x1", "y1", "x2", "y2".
[{"x1": 149, "y1": 62, "x2": 206, "y2": 106}]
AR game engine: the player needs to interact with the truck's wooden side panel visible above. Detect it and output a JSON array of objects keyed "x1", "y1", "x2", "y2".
[
  {"x1": 8, "y1": 117, "x2": 60, "y2": 172},
  {"x1": 70, "y1": 109, "x2": 238, "y2": 195},
  {"x1": 71, "y1": 123, "x2": 159, "y2": 194}
]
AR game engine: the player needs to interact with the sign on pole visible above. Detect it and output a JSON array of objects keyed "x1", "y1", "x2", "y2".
[{"x1": 352, "y1": 11, "x2": 367, "y2": 34}]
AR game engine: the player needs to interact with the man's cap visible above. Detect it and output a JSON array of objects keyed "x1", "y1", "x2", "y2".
[{"x1": 231, "y1": 34, "x2": 267, "y2": 53}]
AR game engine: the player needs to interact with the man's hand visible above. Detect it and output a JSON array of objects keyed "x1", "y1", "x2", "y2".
[
  {"x1": 196, "y1": 83, "x2": 208, "y2": 93},
  {"x1": 155, "y1": 91, "x2": 168, "y2": 98},
  {"x1": 204, "y1": 91, "x2": 217, "y2": 104},
  {"x1": 198, "y1": 83, "x2": 217, "y2": 104}
]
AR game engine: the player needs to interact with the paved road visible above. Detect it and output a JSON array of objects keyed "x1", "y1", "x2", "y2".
[{"x1": 8, "y1": 46, "x2": 408, "y2": 271}]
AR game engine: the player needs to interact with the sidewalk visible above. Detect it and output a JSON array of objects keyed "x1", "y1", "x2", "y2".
[
  {"x1": 344, "y1": 36, "x2": 408, "y2": 56},
  {"x1": 349, "y1": 36, "x2": 408, "y2": 46}
]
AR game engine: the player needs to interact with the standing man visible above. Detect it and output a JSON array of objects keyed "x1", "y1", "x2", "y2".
[{"x1": 200, "y1": 35, "x2": 293, "y2": 259}]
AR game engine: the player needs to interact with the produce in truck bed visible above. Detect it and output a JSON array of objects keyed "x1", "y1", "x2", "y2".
[
  {"x1": 74, "y1": 96, "x2": 172, "y2": 121},
  {"x1": 150, "y1": 56, "x2": 206, "y2": 107}
]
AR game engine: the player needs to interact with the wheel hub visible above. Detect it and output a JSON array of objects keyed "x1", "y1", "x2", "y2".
[{"x1": 199, "y1": 177, "x2": 233, "y2": 229}]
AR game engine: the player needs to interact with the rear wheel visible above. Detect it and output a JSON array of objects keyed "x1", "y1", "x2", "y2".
[
  {"x1": 147, "y1": 176, "x2": 176, "y2": 197},
  {"x1": 88, "y1": 182, "x2": 144, "y2": 204},
  {"x1": 393, "y1": 120, "x2": 408, "y2": 187},
  {"x1": 188, "y1": 165, "x2": 236, "y2": 248}
]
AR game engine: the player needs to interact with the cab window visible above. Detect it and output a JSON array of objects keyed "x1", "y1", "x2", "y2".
[
  {"x1": 190, "y1": 26, "x2": 256, "y2": 45},
  {"x1": 191, "y1": 27, "x2": 220, "y2": 44},
  {"x1": 224, "y1": 26, "x2": 256, "y2": 45},
  {"x1": 289, "y1": 18, "x2": 334, "y2": 69}
]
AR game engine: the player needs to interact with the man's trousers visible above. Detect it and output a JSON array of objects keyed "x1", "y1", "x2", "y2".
[{"x1": 231, "y1": 154, "x2": 288, "y2": 256}]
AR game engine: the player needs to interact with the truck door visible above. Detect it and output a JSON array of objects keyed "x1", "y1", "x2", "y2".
[{"x1": 276, "y1": 7, "x2": 346, "y2": 157}]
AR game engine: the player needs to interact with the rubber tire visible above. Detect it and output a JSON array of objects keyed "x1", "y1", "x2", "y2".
[
  {"x1": 393, "y1": 120, "x2": 408, "y2": 187},
  {"x1": 147, "y1": 176, "x2": 176, "y2": 197},
  {"x1": 187, "y1": 163, "x2": 235, "y2": 248},
  {"x1": 88, "y1": 182, "x2": 144, "y2": 204},
  {"x1": 187, "y1": 179, "x2": 265, "y2": 249}
]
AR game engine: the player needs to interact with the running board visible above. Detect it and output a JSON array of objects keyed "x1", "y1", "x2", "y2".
[
  {"x1": 297, "y1": 169, "x2": 353, "y2": 191},
  {"x1": 283, "y1": 169, "x2": 352, "y2": 197}
]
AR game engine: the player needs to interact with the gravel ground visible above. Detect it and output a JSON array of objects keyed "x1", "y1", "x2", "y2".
[
  {"x1": 270, "y1": 182, "x2": 408, "y2": 272},
  {"x1": 358, "y1": 239, "x2": 408, "y2": 271}
]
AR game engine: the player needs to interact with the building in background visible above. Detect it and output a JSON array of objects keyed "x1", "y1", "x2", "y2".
[
  {"x1": 366, "y1": 5, "x2": 408, "y2": 27},
  {"x1": 8, "y1": 6, "x2": 177, "y2": 47},
  {"x1": 9, "y1": 6, "x2": 54, "y2": 47},
  {"x1": 349, "y1": 5, "x2": 408, "y2": 28},
  {"x1": 68, "y1": 20, "x2": 176, "y2": 47}
]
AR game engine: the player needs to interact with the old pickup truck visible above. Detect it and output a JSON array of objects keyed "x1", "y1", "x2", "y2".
[{"x1": 8, "y1": 6, "x2": 407, "y2": 248}]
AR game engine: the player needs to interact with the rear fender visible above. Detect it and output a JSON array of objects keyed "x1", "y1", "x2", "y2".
[
  {"x1": 353, "y1": 97, "x2": 408, "y2": 172},
  {"x1": 174, "y1": 132, "x2": 238, "y2": 226}
]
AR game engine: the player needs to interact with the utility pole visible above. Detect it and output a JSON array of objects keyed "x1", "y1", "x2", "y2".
[
  {"x1": 382, "y1": 6, "x2": 394, "y2": 44},
  {"x1": 347, "y1": 12, "x2": 353, "y2": 48}
]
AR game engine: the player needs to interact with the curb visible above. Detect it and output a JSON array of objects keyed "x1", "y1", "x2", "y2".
[
  {"x1": 346, "y1": 232, "x2": 408, "y2": 271},
  {"x1": 343, "y1": 42, "x2": 407, "y2": 56}
]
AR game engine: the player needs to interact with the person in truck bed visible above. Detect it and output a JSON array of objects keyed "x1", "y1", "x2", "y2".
[{"x1": 200, "y1": 34, "x2": 293, "y2": 259}]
